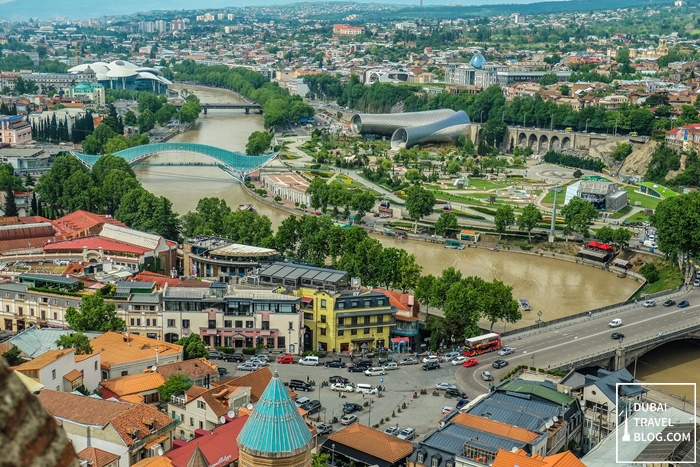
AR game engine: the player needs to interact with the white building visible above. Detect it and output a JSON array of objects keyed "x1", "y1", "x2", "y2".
[
  {"x1": 14, "y1": 348, "x2": 101, "y2": 392},
  {"x1": 261, "y1": 173, "x2": 311, "y2": 207}
]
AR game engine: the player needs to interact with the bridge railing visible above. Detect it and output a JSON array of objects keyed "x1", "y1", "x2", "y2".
[{"x1": 502, "y1": 285, "x2": 687, "y2": 339}]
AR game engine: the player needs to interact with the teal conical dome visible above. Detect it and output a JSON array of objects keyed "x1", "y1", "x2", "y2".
[{"x1": 237, "y1": 372, "x2": 313, "y2": 458}]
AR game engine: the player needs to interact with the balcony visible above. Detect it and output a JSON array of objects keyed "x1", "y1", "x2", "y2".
[{"x1": 337, "y1": 318, "x2": 396, "y2": 330}]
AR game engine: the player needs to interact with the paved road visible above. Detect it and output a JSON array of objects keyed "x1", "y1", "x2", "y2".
[{"x1": 455, "y1": 287, "x2": 700, "y2": 396}]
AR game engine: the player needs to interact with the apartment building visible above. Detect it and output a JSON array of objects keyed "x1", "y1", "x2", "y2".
[
  {"x1": 14, "y1": 348, "x2": 101, "y2": 392},
  {"x1": 0, "y1": 281, "x2": 83, "y2": 333},
  {"x1": 333, "y1": 24, "x2": 365, "y2": 36},
  {"x1": 0, "y1": 115, "x2": 33, "y2": 146}
]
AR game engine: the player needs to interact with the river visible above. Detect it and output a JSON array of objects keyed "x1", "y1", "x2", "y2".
[{"x1": 134, "y1": 84, "x2": 637, "y2": 326}]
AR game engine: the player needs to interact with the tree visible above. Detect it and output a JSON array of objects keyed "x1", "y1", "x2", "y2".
[
  {"x1": 55, "y1": 332, "x2": 93, "y2": 355},
  {"x1": 610, "y1": 142, "x2": 633, "y2": 161},
  {"x1": 158, "y1": 374, "x2": 193, "y2": 402},
  {"x1": 494, "y1": 205, "x2": 515, "y2": 235},
  {"x1": 137, "y1": 109, "x2": 156, "y2": 134},
  {"x1": 561, "y1": 198, "x2": 598, "y2": 238},
  {"x1": 613, "y1": 227, "x2": 633, "y2": 250},
  {"x1": 639, "y1": 263, "x2": 660, "y2": 283},
  {"x1": 4, "y1": 182, "x2": 17, "y2": 217},
  {"x1": 573, "y1": 169, "x2": 583, "y2": 178},
  {"x1": 595, "y1": 225, "x2": 615, "y2": 244},
  {"x1": 650, "y1": 192, "x2": 700, "y2": 274},
  {"x1": 2, "y1": 344, "x2": 23, "y2": 366},
  {"x1": 176, "y1": 333, "x2": 208, "y2": 360},
  {"x1": 65, "y1": 293, "x2": 125, "y2": 332},
  {"x1": 312, "y1": 452, "x2": 331, "y2": 467},
  {"x1": 405, "y1": 185, "x2": 436, "y2": 233},
  {"x1": 435, "y1": 212, "x2": 459, "y2": 236},
  {"x1": 350, "y1": 191, "x2": 375, "y2": 219},
  {"x1": 516, "y1": 204, "x2": 543, "y2": 242},
  {"x1": 123, "y1": 110, "x2": 137, "y2": 126},
  {"x1": 479, "y1": 279, "x2": 521, "y2": 331},
  {"x1": 245, "y1": 131, "x2": 273, "y2": 155},
  {"x1": 539, "y1": 73, "x2": 559, "y2": 87},
  {"x1": 30, "y1": 191, "x2": 37, "y2": 215}
]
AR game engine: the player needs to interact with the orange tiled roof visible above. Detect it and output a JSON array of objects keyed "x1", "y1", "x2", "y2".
[
  {"x1": 37, "y1": 390, "x2": 130, "y2": 426},
  {"x1": 100, "y1": 372, "x2": 165, "y2": 397},
  {"x1": 185, "y1": 385, "x2": 209, "y2": 401},
  {"x1": 542, "y1": 451, "x2": 585, "y2": 467},
  {"x1": 211, "y1": 367, "x2": 272, "y2": 402},
  {"x1": 156, "y1": 358, "x2": 218, "y2": 383},
  {"x1": 54, "y1": 210, "x2": 126, "y2": 238},
  {"x1": 63, "y1": 368, "x2": 83, "y2": 382},
  {"x1": 328, "y1": 423, "x2": 413, "y2": 463},
  {"x1": 109, "y1": 403, "x2": 175, "y2": 447},
  {"x1": 133, "y1": 271, "x2": 180, "y2": 288},
  {"x1": 132, "y1": 457, "x2": 174, "y2": 467},
  {"x1": 90, "y1": 332, "x2": 182, "y2": 370},
  {"x1": 451, "y1": 413, "x2": 540, "y2": 443},
  {"x1": 77, "y1": 446, "x2": 121, "y2": 467},
  {"x1": 120, "y1": 394, "x2": 145, "y2": 405},
  {"x1": 15, "y1": 349, "x2": 72, "y2": 371},
  {"x1": 492, "y1": 449, "x2": 585, "y2": 467}
]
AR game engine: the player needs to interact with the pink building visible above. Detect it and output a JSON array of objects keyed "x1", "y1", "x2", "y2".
[{"x1": 0, "y1": 115, "x2": 32, "y2": 146}]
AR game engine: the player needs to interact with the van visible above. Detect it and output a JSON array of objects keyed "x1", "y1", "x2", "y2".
[
  {"x1": 355, "y1": 383, "x2": 378, "y2": 395},
  {"x1": 643, "y1": 240, "x2": 657, "y2": 248},
  {"x1": 299, "y1": 356, "x2": 319, "y2": 366},
  {"x1": 289, "y1": 379, "x2": 312, "y2": 392},
  {"x1": 609, "y1": 318, "x2": 622, "y2": 328},
  {"x1": 565, "y1": 127, "x2": 573, "y2": 132},
  {"x1": 295, "y1": 396, "x2": 310, "y2": 407}
]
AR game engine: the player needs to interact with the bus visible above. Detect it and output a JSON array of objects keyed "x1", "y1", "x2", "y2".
[
  {"x1": 444, "y1": 239, "x2": 464, "y2": 250},
  {"x1": 443, "y1": 203, "x2": 452, "y2": 213},
  {"x1": 379, "y1": 200, "x2": 391, "y2": 212},
  {"x1": 463, "y1": 333, "x2": 502, "y2": 356}
]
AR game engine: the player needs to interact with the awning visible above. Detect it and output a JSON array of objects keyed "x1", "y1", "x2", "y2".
[
  {"x1": 322, "y1": 440, "x2": 393, "y2": 467},
  {"x1": 599, "y1": 244, "x2": 613, "y2": 250},
  {"x1": 351, "y1": 337, "x2": 374, "y2": 343},
  {"x1": 587, "y1": 241, "x2": 601, "y2": 248},
  {"x1": 144, "y1": 435, "x2": 167, "y2": 450},
  {"x1": 391, "y1": 337, "x2": 409, "y2": 343},
  {"x1": 613, "y1": 259, "x2": 630, "y2": 267},
  {"x1": 301, "y1": 297, "x2": 313, "y2": 303}
]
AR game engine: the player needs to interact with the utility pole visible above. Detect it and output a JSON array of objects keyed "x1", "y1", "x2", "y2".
[{"x1": 549, "y1": 187, "x2": 561, "y2": 243}]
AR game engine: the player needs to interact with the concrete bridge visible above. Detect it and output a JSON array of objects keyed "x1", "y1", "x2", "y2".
[
  {"x1": 468, "y1": 124, "x2": 643, "y2": 154},
  {"x1": 172, "y1": 102, "x2": 263, "y2": 114}
]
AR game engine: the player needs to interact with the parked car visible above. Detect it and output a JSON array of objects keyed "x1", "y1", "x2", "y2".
[
  {"x1": 435, "y1": 382, "x2": 457, "y2": 391},
  {"x1": 348, "y1": 364, "x2": 369, "y2": 373},
  {"x1": 611, "y1": 332, "x2": 625, "y2": 340},
  {"x1": 399, "y1": 357, "x2": 418, "y2": 365},
  {"x1": 237, "y1": 362, "x2": 259, "y2": 372},
  {"x1": 255, "y1": 354, "x2": 270, "y2": 362},
  {"x1": 328, "y1": 376, "x2": 349, "y2": 385},
  {"x1": 365, "y1": 367, "x2": 386, "y2": 376},
  {"x1": 492, "y1": 360, "x2": 509, "y2": 369},
  {"x1": 317, "y1": 423, "x2": 333, "y2": 436},
  {"x1": 222, "y1": 353, "x2": 244, "y2": 362},
  {"x1": 384, "y1": 425, "x2": 400, "y2": 436},
  {"x1": 325, "y1": 360, "x2": 346, "y2": 368},
  {"x1": 301, "y1": 400, "x2": 322, "y2": 415},
  {"x1": 330, "y1": 383, "x2": 354, "y2": 392},
  {"x1": 277, "y1": 354, "x2": 295, "y2": 364},
  {"x1": 446, "y1": 388, "x2": 467, "y2": 399},
  {"x1": 382, "y1": 362, "x2": 399, "y2": 371},
  {"x1": 397, "y1": 428, "x2": 416, "y2": 440},
  {"x1": 451, "y1": 356, "x2": 467, "y2": 365},
  {"x1": 694, "y1": 278, "x2": 700, "y2": 287},
  {"x1": 456, "y1": 399, "x2": 469, "y2": 410},
  {"x1": 422, "y1": 356, "x2": 440, "y2": 364},
  {"x1": 217, "y1": 367, "x2": 228, "y2": 376},
  {"x1": 342, "y1": 403, "x2": 363, "y2": 414},
  {"x1": 208, "y1": 351, "x2": 223, "y2": 360},
  {"x1": 643, "y1": 300, "x2": 656, "y2": 307},
  {"x1": 442, "y1": 406, "x2": 454, "y2": 414},
  {"x1": 249, "y1": 358, "x2": 268, "y2": 367},
  {"x1": 663, "y1": 300, "x2": 676, "y2": 307},
  {"x1": 678, "y1": 300, "x2": 690, "y2": 308},
  {"x1": 481, "y1": 371, "x2": 493, "y2": 381},
  {"x1": 463, "y1": 358, "x2": 479, "y2": 368},
  {"x1": 288, "y1": 379, "x2": 312, "y2": 392},
  {"x1": 498, "y1": 347, "x2": 514, "y2": 356},
  {"x1": 340, "y1": 414, "x2": 359, "y2": 425},
  {"x1": 422, "y1": 362, "x2": 440, "y2": 371}
]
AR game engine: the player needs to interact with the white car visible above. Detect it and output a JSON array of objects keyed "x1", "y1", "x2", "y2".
[
  {"x1": 435, "y1": 382, "x2": 457, "y2": 391},
  {"x1": 451, "y1": 356, "x2": 467, "y2": 365},
  {"x1": 498, "y1": 347, "x2": 514, "y2": 356},
  {"x1": 237, "y1": 362, "x2": 259, "y2": 371},
  {"x1": 397, "y1": 427, "x2": 416, "y2": 440},
  {"x1": 382, "y1": 362, "x2": 399, "y2": 371},
  {"x1": 330, "y1": 383, "x2": 354, "y2": 392},
  {"x1": 365, "y1": 367, "x2": 386, "y2": 376},
  {"x1": 384, "y1": 425, "x2": 400, "y2": 436},
  {"x1": 643, "y1": 300, "x2": 656, "y2": 307},
  {"x1": 442, "y1": 406, "x2": 454, "y2": 414},
  {"x1": 422, "y1": 356, "x2": 439, "y2": 364},
  {"x1": 340, "y1": 414, "x2": 358, "y2": 425}
]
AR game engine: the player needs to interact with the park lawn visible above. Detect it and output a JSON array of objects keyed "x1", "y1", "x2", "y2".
[
  {"x1": 626, "y1": 211, "x2": 650, "y2": 223},
  {"x1": 609, "y1": 205, "x2": 633, "y2": 219},
  {"x1": 634, "y1": 263, "x2": 683, "y2": 297},
  {"x1": 624, "y1": 187, "x2": 661, "y2": 209},
  {"x1": 541, "y1": 189, "x2": 566, "y2": 205},
  {"x1": 280, "y1": 154, "x2": 301, "y2": 160},
  {"x1": 467, "y1": 179, "x2": 506, "y2": 190}
]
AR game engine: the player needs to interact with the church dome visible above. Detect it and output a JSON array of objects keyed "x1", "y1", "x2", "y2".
[{"x1": 470, "y1": 53, "x2": 486, "y2": 69}]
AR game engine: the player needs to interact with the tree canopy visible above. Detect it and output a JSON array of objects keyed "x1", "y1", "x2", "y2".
[
  {"x1": 176, "y1": 333, "x2": 208, "y2": 360},
  {"x1": 405, "y1": 185, "x2": 436, "y2": 233},
  {"x1": 55, "y1": 332, "x2": 93, "y2": 355},
  {"x1": 561, "y1": 198, "x2": 598, "y2": 238},
  {"x1": 65, "y1": 293, "x2": 125, "y2": 332},
  {"x1": 158, "y1": 374, "x2": 194, "y2": 402}
]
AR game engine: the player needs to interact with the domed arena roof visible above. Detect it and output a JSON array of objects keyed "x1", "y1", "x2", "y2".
[
  {"x1": 470, "y1": 53, "x2": 486, "y2": 69},
  {"x1": 237, "y1": 372, "x2": 312, "y2": 457},
  {"x1": 105, "y1": 61, "x2": 138, "y2": 78},
  {"x1": 68, "y1": 61, "x2": 110, "y2": 75}
]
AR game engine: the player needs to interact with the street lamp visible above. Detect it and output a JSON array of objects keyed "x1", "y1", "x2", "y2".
[
  {"x1": 531, "y1": 353, "x2": 535, "y2": 369},
  {"x1": 332, "y1": 443, "x2": 335, "y2": 466},
  {"x1": 537, "y1": 310, "x2": 543, "y2": 327},
  {"x1": 585, "y1": 119, "x2": 590, "y2": 133}
]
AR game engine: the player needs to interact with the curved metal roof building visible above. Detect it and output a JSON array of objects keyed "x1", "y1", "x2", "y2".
[
  {"x1": 351, "y1": 109, "x2": 456, "y2": 136},
  {"x1": 391, "y1": 110, "x2": 471, "y2": 149}
]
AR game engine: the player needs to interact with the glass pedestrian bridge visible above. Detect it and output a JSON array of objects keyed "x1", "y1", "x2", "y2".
[{"x1": 71, "y1": 142, "x2": 278, "y2": 181}]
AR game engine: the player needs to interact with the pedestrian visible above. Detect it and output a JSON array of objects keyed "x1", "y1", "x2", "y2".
[{"x1": 338, "y1": 390, "x2": 341, "y2": 398}]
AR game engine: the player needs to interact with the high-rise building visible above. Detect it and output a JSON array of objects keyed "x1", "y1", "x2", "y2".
[
  {"x1": 171, "y1": 19, "x2": 185, "y2": 31},
  {"x1": 154, "y1": 20, "x2": 167, "y2": 33}
]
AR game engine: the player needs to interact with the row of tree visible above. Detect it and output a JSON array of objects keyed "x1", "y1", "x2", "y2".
[
  {"x1": 181, "y1": 197, "x2": 274, "y2": 245},
  {"x1": 306, "y1": 177, "x2": 376, "y2": 219}
]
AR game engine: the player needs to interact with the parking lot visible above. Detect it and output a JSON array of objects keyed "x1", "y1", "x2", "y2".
[{"x1": 215, "y1": 355, "x2": 467, "y2": 441}]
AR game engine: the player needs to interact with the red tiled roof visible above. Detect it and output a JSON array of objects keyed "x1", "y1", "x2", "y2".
[
  {"x1": 43, "y1": 236, "x2": 151, "y2": 255},
  {"x1": 328, "y1": 423, "x2": 414, "y2": 463},
  {"x1": 164, "y1": 417, "x2": 248, "y2": 467},
  {"x1": 37, "y1": 390, "x2": 130, "y2": 426},
  {"x1": 77, "y1": 447, "x2": 121, "y2": 467},
  {"x1": 133, "y1": 271, "x2": 181, "y2": 288},
  {"x1": 109, "y1": 403, "x2": 175, "y2": 447},
  {"x1": 55, "y1": 210, "x2": 126, "y2": 237}
]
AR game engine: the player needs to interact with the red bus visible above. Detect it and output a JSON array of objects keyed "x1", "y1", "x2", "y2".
[{"x1": 463, "y1": 333, "x2": 502, "y2": 356}]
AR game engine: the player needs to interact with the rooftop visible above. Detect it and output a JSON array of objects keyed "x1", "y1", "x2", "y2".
[
  {"x1": 37, "y1": 390, "x2": 131, "y2": 426},
  {"x1": 237, "y1": 372, "x2": 312, "y2": 457},
  {"x1": 328, "y1": 423, "x2": 414, "y2": 464},
  {"x1": 100, "y1": 372, "x2": 165, "y2": 397},
  {"x1": 89, "y1": 332, "x2": 182, "y2": 370},
  {"x1": 17, "y1": 273, "x2": 82, "y2": 285},
  {"x1": 208, "y1": 243, "x2": 278, "y2": 258},
  {"x1": 498, "y1": 380, "x2": 576, "y2": 406},
  {"x1": 15, "y1": 349, "x2": 73, "y2": 372},
  {"x1": 43, "y1": 236, "x2": 151, "y2": 255},
  {"x1": 211, "y1": 367, "x2": 273, "y2": 403},
  {"x1": 77, "y1": 447, "x2": 121, "y2": 467},
  {"x1": 155, "y1": 358, "x2": 218, "y2": 383},
  {"x1": 9, "y1": 327, "x2": 102, "y2": 359},
  {"x1": 165, "y1": 417, "x2": 248, "y2": 467},
  {"x1": 451, "y1": 413, "x2": 541, "y2": 443}
]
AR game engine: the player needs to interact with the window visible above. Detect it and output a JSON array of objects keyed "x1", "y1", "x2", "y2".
[
  {"x1": 208, "y1": 320, "x2": 216, "y2": 329},
  {"x1": 446, "y1": 462, "x2": 454, "y2": 467},
  {"x1": 351, "y1": 329, "x2": 357, "y2": 335},
  {"x1": 130, "y1": 318, "x2": 135, "y2": 326},
  {"x1": 136, "y1": 319, "x2": 141, "y2": 326},
  {"x1": 418, "y1": 453, "x2": 424, "y2": 463},
  {"x1": 53, "y1": 312, "x2": 57, "y2": 320},
  {"x1": 4, "y1": 305, "x2": 8, "y2": 312},
  {"x1": 261, "y1": 321, "x2": 270, "y2": 330},
  {"x1": 277, "y1": 336, "x2": 285, "y2": 348},
  {"x1": 190, "y1": 418, "x2": 194, "y2": 427},
  {"x1": 235, "y1": 320, "x2": 243, "y2": 328},
  {"x1": 376, "y1": 327, "x2": 383, "y2": 333},
  {"x1": 197, "y1": 401, "x2": 205, "y2": 410},
  {"x1": 338, "y1": 330, "x2": 344, "y2": 336},
  {"x1": 351, "y1": 301, "x2": 358, "y2": 308},
  {"x1": 199, "y1": 421, "x2": 203, "y2": 429},
  {"x1": 182, "y1": 320, "x2": 190, "y2": 329},
  {"x1": 304, "y1": 312, "x2": 313, "y2": 321},
  {"x1": 246, "y1": 321, "x2": 253, "y2": 328},
  {"x1": 267, "y1": 337, "x2": 274, "y2": 347},
  {"x1": 30, "y1": 308, "x2": 34, "y2": 316},
  {"x1": 51, "y1": 369, "x2": 56, "y2": 380},
  {"x1": 167, "y1": 319, "x2": 175, "y2": 327},
  {"x1": 337, "y1": 301, "x2": 345, "y2": 309},
  {"x1": 94, "y1": 361, "x2": 98, "y2": 371},
  {"x1": 364, "y1": 328, "x2": 370, "y2": 335},
  {"x1": 321, "y1": 299, "x2": 327, "y2": 309},
  {"x1": 17, "y1": 307, "x2": 22, "y2": 316},
  {"x1": 40, "y1": 310, "x2": 45, "y2": 319},
  {"x1": 224, "y1": 320, "x2": 232, "y2": 328},
  {"x1": 121, "y1": 370, "x2": 129, "y2": 376},
  {"x1": 364, "y1": 300, "x2": 371, "y2": 308},
  {"x1": 431, "y1": 458, "x2": 439, "y2": 467},
  {"x1": 377, "y1": 315, "x2": 384, "y2": 324},
  {"x1": 289, "y1": 321, "x2": 294, "y2": 330},
  {"x1": 364, "y1": 316, "x2": 370, "y2": 325},
  {"x1": 320, "y1": 315, "x2": 326, "y2": 323},
  {"x1": 351, "y1": 316, "x2": 358, "y2": 325},
  {"x1": 378, "y1": 299, "x2": 385, "y2": 306},
  {"x1": 320, "y1": 328, "x2": 327, "y2": 336}
]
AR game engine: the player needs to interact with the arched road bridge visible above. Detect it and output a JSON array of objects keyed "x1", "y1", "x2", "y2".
[{"x1": 71, "y1": 142, "x2": 278, "y2": 182}]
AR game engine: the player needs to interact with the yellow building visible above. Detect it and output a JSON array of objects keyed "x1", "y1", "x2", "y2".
[{"x1": 296, "y1": 288, "x2": 396, "y2": 353}]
